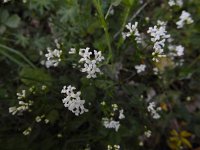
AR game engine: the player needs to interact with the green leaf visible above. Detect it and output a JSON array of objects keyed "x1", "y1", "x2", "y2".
[
  {"x1": 81, "y1": 86, "x2": 96, "y2": 101},
  {"x1": 95, "y1": 79, "x2": 114, "y2": 90},
  {"x1": 47, "y1": 110, "x2": 59, "y2": 123},
  {"x1": 123, "y1": 0, "x2": 135, "y2": 6},
  {"x1": 20, "y1": 67, "x2": 52, "y2": 86},
  {"x1": 112, "y1": 0, "x2": 122, "y2": 6},
  {"x1": 5, "y1": 15, "x2": 20, "y2": 28},
  {"x1": 0, "y1": 10, "x2": 9, "y2": 23}
]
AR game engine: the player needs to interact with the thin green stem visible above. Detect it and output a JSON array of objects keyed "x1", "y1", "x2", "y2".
[
  {"x1": 93, "y1": 0, "x2": 112, "y2": 63},
  {"x1": 0, "y1": 44, "x2": 36, "y2": 68},
  {"x1": 0, "y1": 50, "x2": 25, "y2": 67}
]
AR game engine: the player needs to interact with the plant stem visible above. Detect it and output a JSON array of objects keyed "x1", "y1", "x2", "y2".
[
  {"x1": 93, "y1": 0, "x2": 112, "y2": 63},
  {"x1": 0, "y1": 49, "x2": 25, "y2": 67},
  {"x1": 0, "y1": 44, "x2": 36, "y2": 68}
]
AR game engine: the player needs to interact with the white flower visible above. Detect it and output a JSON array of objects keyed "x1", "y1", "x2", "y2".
[
  {"x1": 57, "y1": 133, "x2": 62, "y2": 138},
  {"x1": 147, "y1": 102, "x2": 161, "y2": 119},
  {"x1": 35, "y1": 116, "x2": 42, "y2": 122},
  {"x1": 78, "y1": 48, "x2": 104, "y2": 78},
  {"x1": 43, "y1": 40, "x2": 62, "y2": 68},
  {"x1": 135, "y1": 64, "x2": 146, "y2": 73},
  {"x1": 69, "y1": 48, "x2": 76, "y2": 54},
  {"x1": 102, "y1": 104, "x2": 125, "y2": 131},
  {"x1": 153, "y1": 67, "x2": 159, "y2": 75},
  {"x1": 147, "y1": 21, "x2": 170, "y2": 62},
  {"x1": 168, "y1": 0, "x2": 183, "y2": 7},
  {"x1": 119, "y1": 109, "x2": 125, "y2": 119},
  {"x1": 9, "y1": 106, "x2": 17, "y2": 115},
  {"x1": 54, "y1": 39, "x2": 61, "y2": 49},
  {"x1": 176, "y1": 0, "x2": 183, "y2": 7},
  {"x1": 139, "y1": 141, "x2": 144, "y2": 146},
  {"x1": 176, "y1": 45, "x2": 184, "y2": 56},
  {"x1": 168, "y1": 45, "x2": 184, "y2": 57},
  {"x1": 112, "y1": 104, "x2": 118, "y2": 111},
  {"x1": 107, "y1": 145, "x2": 120, "y2": 150},
  {"x1": 102, "y1": 117, "x2": 120, "y2": 132},
  {"x1": 9, "y1": 91, "x2": 33, "y2": 115},
  {"x1": 168, "y1": 0, "x2": 175, "y2": 6},
  {"x1": 176, "y1": 11, "x2": 193, "y2": 29},
  {"x1": 113, "y1": 145, "x2": 120, "y2": 150},
  {"x1": 35, "y1": 115, "x2": 48, "y2": 123},
  {"x1": 41, "y1": 85, "x2": 47, "y2": 90},
  {"x1": 23, "y1": 127, "x2": 32, "y2": 136},
  {"x1": 122, "y1": 22, "x2": 142, "y2": 43},
  {"x1": 61, "y1": 85, "x2": 88, "y2": 116},
  {"x1": 44, "y1": 119, "x2": 49, "y2": 124},
  {"x1": 16, "y1": 90, "x2": 26, "y2": 99},
  {"x1": 3, "y1": 0, "x2": 11, "y2": 3},
  {"x1": 144, "y1": 130, "x2": 152, "y2": 138},
  {"x1": 44, "y1": 47, "x2": 62, "y2": 68},
  {"x1": 175, "y1": 59, "x2": 184, "y2": 66}
]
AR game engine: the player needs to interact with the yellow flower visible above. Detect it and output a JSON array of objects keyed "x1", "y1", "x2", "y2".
[{"x1": 167, "y1": 130, "x2": 192, "y2": 150}]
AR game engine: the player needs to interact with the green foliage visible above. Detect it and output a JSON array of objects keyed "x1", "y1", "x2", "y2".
[{"x1": 0, "y1": 0, "x2": 200, "y2": 150}]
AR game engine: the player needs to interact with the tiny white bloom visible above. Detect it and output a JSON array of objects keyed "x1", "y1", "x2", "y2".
[
  {"x1": 42, "y1": 85, "x2": 47, "y2": 90},
  {"x1": 102, "y1": 117, "x2": 120, "y2": 132},
  {"x1": 17, "y1": 90, "x2": 26, "y2": 99},
  {"x1": 23, "y1": 127, "x2": 32, "y2": 136},
  {"x1": 69, "y1": 48, "x2": 76, "y2": 54},
  {"x1": 168, "y1": 0, "x2": 183, "y2": 7},
  {"x1": 135, "y1": 64, "x2": 146, "y2": 73},
  {"x1": 144, "y1": 130, "x2": 152, "y2": 138},
  {"x1": 45, "y1": 119, "x2": 49, "y2": 124},
  {"x1": 35, "y1": 116, "x2": 42, "y2": 122},
  {"x1": 122, "y1": 22, "x2": 142, "y2": 43},
  {"x1": 176, "y1": 11, "x2": 193, "y2": 29},
  {"x1": 147, "y1": 102, "x2": 161, "y2": 119},
  {"x1": 9, "y1": 106, "x2": 17, "y2": 115},
  {"x1": 119, "y1": 109, "x2": 125, "y2": 119}
]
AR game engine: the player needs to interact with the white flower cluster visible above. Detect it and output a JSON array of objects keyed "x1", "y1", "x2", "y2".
[
  {"x1": 168, "y1": 0, "x2": 183, "y2": 7},
  {"x1": 44, "y1": 48, "x2": 62, "y2": 68},
  {"x1": 23, "y1": 127, "x2": 32, "y2": 136},
  {"x1": 17, "y1": 89, "x2": 26, "y2": 99},
  {"x1": 176, "y1": 11, "x2": 193, "y2": 29},
  {"x1": 61, "y1": 85, "x2": 88, "y2": 116},
  {"x1": 69, "y1": 47, "x2": 104, "y2": 78},
  {"x1": 147, "y1": 102, "x2": 161, "y2": 119},
  {"x1": 122, "y1": 22, "x2": 142, "y2": 43},
  {"x1": 3, "y1": 0, "x2": 11, "y2": 3},
  {"x1": 102, "y1": 118, "x2": 120, "y2": 132},
  {"x1": 9, "y1": 90, "x2": 33, "y2": 115},
  {"x1": 135, "y1": 64, "x2": 146, "y2": 73},
  {"x1": 35, "y1": 115, "x2": 49, "y2": 124},
  {"x1": 175, "y1": 59, "x2": 184, "y2": 66},
  {"x1": 144, "y1": 130, "x2": 152, "y2": 138},
  {"x1": 147, "y1": 21, "x2": 170, "y2": 62},
  {"x1": 79, "y1": 47, "x2": 104, "y2": 78},
  {"x1": 153, "y1": 67, "x2": 159, "y2": 75},
  {"x1": 107, "y1": 145, "x2": 120, "y2": 150},
  {"x1": 42, "y1": 40, "x2": 62, "y2": 68},
  {"x1": 102, "y1": 103, "x2": 125, "y2": 132},
  {"x1": 168, "y1": 45, "x2": 184, "y2": 58}
]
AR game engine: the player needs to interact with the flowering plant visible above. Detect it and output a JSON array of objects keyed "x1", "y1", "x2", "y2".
[{"x1": 0, "y1": 0, "x2": 200, "y2": 149}]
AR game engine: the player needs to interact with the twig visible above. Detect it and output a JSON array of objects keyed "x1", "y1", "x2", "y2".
[
  {"x1": 129, "y1": 1, "x2": 149, "y2": 22},
  {"x1": 105, "y1": 4, "x2": 113, "y2": 20}
]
